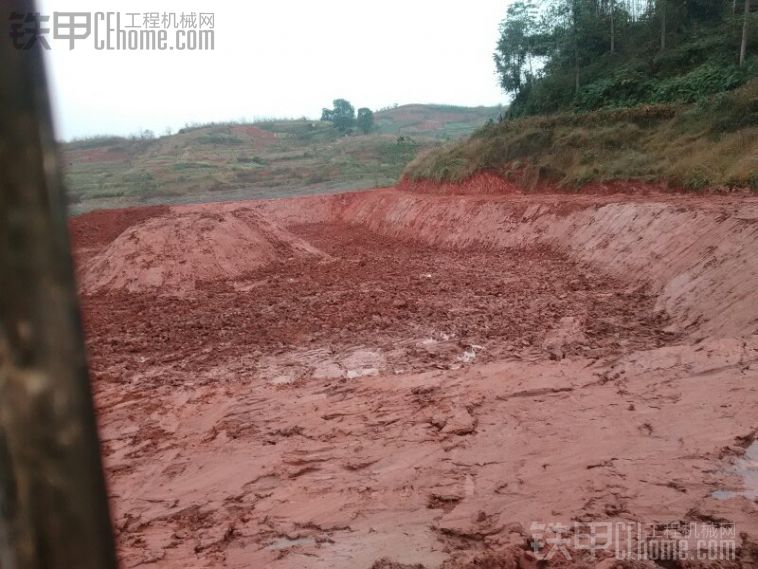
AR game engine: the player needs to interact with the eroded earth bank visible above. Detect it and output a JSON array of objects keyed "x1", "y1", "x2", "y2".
[{"x1": 70, "y1": 184, "x2": 758, "y2": 568}]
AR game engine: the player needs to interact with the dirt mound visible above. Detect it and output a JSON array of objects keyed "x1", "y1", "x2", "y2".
[{"x1": 80, "y1": 209, "x2": 328, "y2": 295}]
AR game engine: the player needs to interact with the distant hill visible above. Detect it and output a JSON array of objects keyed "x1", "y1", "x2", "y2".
[
  {"x1": 374, "y1": 104, "x2": 502, "y2": 139},
  {"x1": 62, "y1": 104, "x2": 502, "y2": 213}
]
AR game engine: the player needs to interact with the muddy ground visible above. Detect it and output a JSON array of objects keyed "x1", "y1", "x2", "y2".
[{"x1": 71, "y1": 186, "x2": 758, "y2": 568}]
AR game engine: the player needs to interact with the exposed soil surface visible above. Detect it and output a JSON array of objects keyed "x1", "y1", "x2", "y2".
[
  {"x1": 70, "y1": 186, "x2": 758, "y2": 569},
  {"x1": 81, "y1": 223, "x2": 673, "y2": 382}
]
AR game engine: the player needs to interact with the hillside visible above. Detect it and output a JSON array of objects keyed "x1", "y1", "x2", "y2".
[
  {"x1": 404, "y1": 80, "x2": 758, "y2": 190},
  {"x1": 374, "y1": 104, "x2": 500, "y2": 138},
  {"x1": 62, "y1": 104, "x2": 501, "y2": 213}
]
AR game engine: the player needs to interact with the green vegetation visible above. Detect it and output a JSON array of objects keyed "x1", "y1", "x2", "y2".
[
  {"x1": 62, "y1": 104, "x2": 500, "y2": 212},
  {"x1": 404, "y1": 81, "x2": 758, "y2": 190},
  {"x1": 320, "y1": 100, "x2": 375, "y2": 134},
  {"x1": 357, "y1": 108, "x2": 375, "y2": 134},
  {"x1": 405, "y1": 2, "x2": 756, "y2": 190},
  {"x1": 495, "y1": 0, "x2": 757, "y2": 116},
  {"x1": 373, "y1": 104, "x2": 503, "y2": 139},
  {"x1": 321, "y1": 99, "x2": 357, "y2": 133}
]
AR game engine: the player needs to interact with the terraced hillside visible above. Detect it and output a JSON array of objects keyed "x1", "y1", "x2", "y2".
[{"x1": 62, "y1": 104, "x2": 501, "y2": 213}]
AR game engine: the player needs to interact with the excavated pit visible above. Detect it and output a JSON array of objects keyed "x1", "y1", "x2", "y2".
[{"x1": 71, "y1": 186, "x2": 758, "y2": 569}]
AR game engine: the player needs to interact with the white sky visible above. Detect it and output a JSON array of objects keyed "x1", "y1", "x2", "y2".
[{"x1": 39, "y1": 0, "x2": 511, "y2": 141}]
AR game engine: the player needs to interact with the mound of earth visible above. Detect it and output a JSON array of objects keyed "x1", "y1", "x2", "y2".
[{"x1": 81, "y1": 208, "x2": 328, "y2": 296}]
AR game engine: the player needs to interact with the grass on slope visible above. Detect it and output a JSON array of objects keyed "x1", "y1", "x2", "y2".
[
  {"x1": 374, "y1": 104, "x2": 503, "y2": 139},
  {"x1": 404, "y1": 81, "x2": 758, "y2": 190},
  {"x1": 62, "y1": 105, "x2": 501, "y2": 213}
]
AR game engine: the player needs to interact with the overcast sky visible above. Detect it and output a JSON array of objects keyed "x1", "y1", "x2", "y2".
[{"x1": 38, "y1": 0, "x2": 511, "y2": 141}]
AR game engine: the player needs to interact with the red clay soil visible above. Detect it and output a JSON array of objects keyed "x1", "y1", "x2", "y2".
[
  {"x1": 70, "y1": 205, "x2": 171, "y2": 251},
  {"x1": 70, "y1": 184, "x2": 758, "y2": 569},
  {"x1": 80, "y1": 223, "x2": 672, "y2": 384},
  {"x1": 230, "y1": 125, "x2": 279, "y2": 147}
]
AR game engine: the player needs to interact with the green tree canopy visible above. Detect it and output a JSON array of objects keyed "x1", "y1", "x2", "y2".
[
  {"x1": 494, "y1": 1, "x2": 539, "y2": 93},
  {"x1": 494, "y1": 0, "x2": 756, "y2": 116},
  {"x1": 321, "y1": 99, "x2": 356, "y2": 133},
  {"x1": 356, "y1": 108, "x2": 375, "y2": 134}
]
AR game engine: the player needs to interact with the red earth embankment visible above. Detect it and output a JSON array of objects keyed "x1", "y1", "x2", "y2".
[{"x1": 70, "y1": 180, "x2": 758, "y2": 569}]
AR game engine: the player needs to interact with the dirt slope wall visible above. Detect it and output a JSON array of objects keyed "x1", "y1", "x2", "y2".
[{"x1": 323, "y1": 192, "x2": 758, "y2": 339}]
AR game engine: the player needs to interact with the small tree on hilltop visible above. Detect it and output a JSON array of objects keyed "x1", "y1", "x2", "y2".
[
  {"x1": 321, "y1": 99, "x2": 356, "y2": 133},
  {"x1": 356, "y1": 108, "x2": 375, "y2": 134}
]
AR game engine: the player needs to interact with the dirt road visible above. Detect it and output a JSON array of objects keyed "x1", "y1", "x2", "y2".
[{"x1": 71, "y1": 183, "x2": 758, "y2": 568}]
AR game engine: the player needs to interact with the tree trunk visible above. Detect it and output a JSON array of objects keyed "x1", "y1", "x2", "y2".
[
  {"x1": 659, "y1": 0, "x2": 666, "y2": 51},
  {"x1": 741, "y1": 0, "x2": 750, "y2": 66},
  {"x1": 610, "y1": 0, "x2": 616, "y2": 53}
]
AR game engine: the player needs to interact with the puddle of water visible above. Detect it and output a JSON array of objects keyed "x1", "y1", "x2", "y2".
[
  {"x1": 712, "y1": 441, "x2": 758, "y2": 501},
  {"x1": 266, "y1": 536, "x2": 316, "y2": 551}
]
